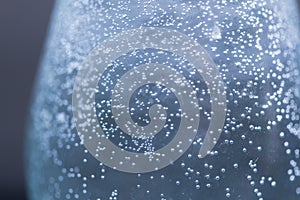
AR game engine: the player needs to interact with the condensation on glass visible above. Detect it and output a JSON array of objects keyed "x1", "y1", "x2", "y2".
[{"x1": 27, "y1": 0, "x2": 300, "y2": 199}]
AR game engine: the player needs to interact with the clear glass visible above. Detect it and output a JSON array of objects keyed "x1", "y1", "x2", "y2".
[{"x1": 27, "y1": 0, "x2": 300, "y2": 199}]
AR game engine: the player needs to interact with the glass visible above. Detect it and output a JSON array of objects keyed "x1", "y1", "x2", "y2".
[{"x1": 27, "y1": 0, "x2": 300, "y2": 199}]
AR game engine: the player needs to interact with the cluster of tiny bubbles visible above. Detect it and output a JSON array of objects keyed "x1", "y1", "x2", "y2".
[{"x1": 26, "y1": 0, "x2": 300, "y2": 199}]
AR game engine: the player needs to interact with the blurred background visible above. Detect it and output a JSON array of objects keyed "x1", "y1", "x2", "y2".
[{"x1": 0, "y1": 1, "x2": 54, "y2": 199}]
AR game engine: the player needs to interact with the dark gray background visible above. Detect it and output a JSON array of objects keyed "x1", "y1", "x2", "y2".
[
  {"x1": 0, "y1": 1, "x2": 54, "y2": 199},
  {"x1": 1, "y1": 1, "x2": 300, "y2": 200}
]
